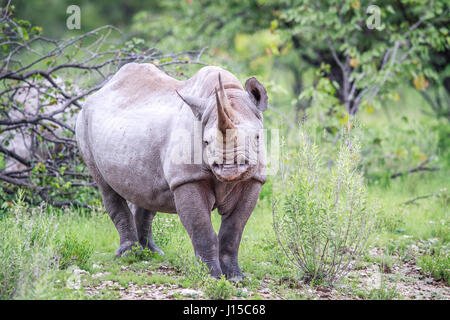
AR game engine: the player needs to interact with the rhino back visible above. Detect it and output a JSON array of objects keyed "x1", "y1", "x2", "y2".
[{"x1": 78, "y1": 63, "x2": 184, "y2": 212}]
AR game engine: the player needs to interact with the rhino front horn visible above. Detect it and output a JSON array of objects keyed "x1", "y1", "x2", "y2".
[
  {"x1": 176, "y1": 90, "x2": 207, "y2": 120},
  {"x1": 215, "y1": 87, "x2": 235, "y2": 134}
]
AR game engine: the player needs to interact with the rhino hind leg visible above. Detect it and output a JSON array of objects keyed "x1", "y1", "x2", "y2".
[
  {"x1": 130, "y1": 204, "x2": 164, "y2": 256},
  {"x1": 97, "y1": 181, "x2": 140, "y2": 257},
  {"x1": 76, "y1": 117, "x2": 138, "y2": 257}
]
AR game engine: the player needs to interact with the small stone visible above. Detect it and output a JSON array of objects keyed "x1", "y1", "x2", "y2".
[
  {"x1": 179, "y1": 289, "x2": 203, "y2": 297},
  {"x1": 260, "y1": 287, "x2": 270, "y2": 294},
  {"x1": 73, "y1": 268, "x2": 89, "y2": 276},
  {"x1": 92, "y1": 272, "x2": 111, "y2": 278}
]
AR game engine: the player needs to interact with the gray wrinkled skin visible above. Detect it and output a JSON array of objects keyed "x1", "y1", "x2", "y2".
[{"x1": 75, "y1": 63, "x2": 268, "y2": 280}]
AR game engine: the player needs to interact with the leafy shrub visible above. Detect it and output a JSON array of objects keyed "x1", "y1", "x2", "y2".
[
  {"x1": 174, "y1": 251, "x2": 211, "y2": 287},
  {"x1": 119, "y1": 245, "x2": 158, "y2": 264},
  {"x1": 0, "y1": 191, "x2": 59, "y2": 299},
  {"x1": 56, "y1": 232, "x2": 93, "y2": 271},
  {"x1": 273, "y1": 127, "x2": 373, "y2": 285},
  {"x1": 204, "y1": 275, "x2": 234, "y2": 300},
  {"x1": 358, "y1": 120, "x2": 439, "y2": 183},
  {"x1": 152, "y1": 214, "x2": 179, "y2": 249}
]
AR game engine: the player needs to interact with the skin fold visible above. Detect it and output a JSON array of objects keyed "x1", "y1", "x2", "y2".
[{"x1": 76, "y1": 63, "x2": 268, "y2": 280}]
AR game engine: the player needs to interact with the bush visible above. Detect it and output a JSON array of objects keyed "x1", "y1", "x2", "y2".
[
  {"x1": 273, "y1": 127, "x2": 373, "y2": 285},
  {"x1": 0, "y1": 191, "x2": 59, "y2": 299},
  {"x1": 358, "y1": 120, "x2": 439, "y2": 184},
  {"x1": 56, "y1": 232, "x2": 93, "y2": 271},
  {"x1": 204, "y1": 275, "x2": 234, "y2": 300}
]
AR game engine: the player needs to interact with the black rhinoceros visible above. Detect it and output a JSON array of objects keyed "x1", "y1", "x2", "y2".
[{"x1": 76, "y1": 63, "x2": 268, "y2": 280}]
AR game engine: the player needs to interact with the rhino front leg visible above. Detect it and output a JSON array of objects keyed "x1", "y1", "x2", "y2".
[
  {"x1": 130, "y1": 205, "x2": 164, "y2": 256},
  {"x1": 173, "y1": 182, "x2": 222, "y2": 278},
  {"x1": 99, "y1": 184, "x2": 139, "y2": 257},
  {"x1": 218, "y1": 181, "x2": 262, "y2": 281}
]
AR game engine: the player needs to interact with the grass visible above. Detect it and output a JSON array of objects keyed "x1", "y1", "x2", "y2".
[
  {"x1": 1, "y1": 167, "x2": 448, "y2": 300},
  {"x1": 417, "y1": 250, "x2": 449, "y2": 285}
]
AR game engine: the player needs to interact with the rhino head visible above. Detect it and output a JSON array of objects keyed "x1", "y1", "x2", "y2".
[{"x1": 177, "y1": 73, "x2": 268, "y2": 182}]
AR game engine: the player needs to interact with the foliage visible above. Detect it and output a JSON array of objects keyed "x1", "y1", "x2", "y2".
[
  {"x1": 118, "y1": 245, "x2": 159, "y2": 265},
  {"x1": 204, "y1": 275, "x2": 235, "y2": 300},
  {"x1": 0, "y1": 191, "x2": 59, "y2": 299},
  {"x1": 417, "y1": 247, "x2": 449, "y2": 284},
  {"x1": 273, "y1": 126, "x2": 373, "y2": 285},
  {"x1": 152, "y1": 214, "x2": 179, "y2": 249},
  {"x1": 367, "y1": 274, "x2": 400, "y2": 299},
  {"x1": 175, "y1": 253, "x2": 211, "y2": 288},
  {"x1": 0, "y1": 3, "x2": 206, "y2": 206},
  {"x1": 357, "y1": 118, "x2": 439, "y2": 182},
  {"x1": 285, "y1": 0, "x2": 450, "y2": 115},
  {"x1": 56, "y1": 232, "x2": 93, "y2": 270}
]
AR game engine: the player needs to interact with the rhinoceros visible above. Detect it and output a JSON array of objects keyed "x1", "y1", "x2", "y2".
[{"x1": 75, "y1": 63, "x2": 268, "y2": 280}]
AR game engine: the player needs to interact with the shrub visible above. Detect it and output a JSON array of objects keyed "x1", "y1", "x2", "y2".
[
  {"x1": 0, "y1": 191, "x2": 59, "y2": 299},
  {"x1": 204, "y1": 275, "x2": 234, "y2": 300},
  {"x1": 273, "y1": 127, "x2": 373, "y2": 285},
  {"x1": 56, "y1": 232, "x2": 93, "y2": 271},
  {"x1": 358, "y1": 120, "x2": 439, "y2": 184},
  {"x1": 175, "y1": 251, "x2": 211, "y2": 287},
  {"x1": 152, "y1": 214, "x2": 179, "y2": 250}
]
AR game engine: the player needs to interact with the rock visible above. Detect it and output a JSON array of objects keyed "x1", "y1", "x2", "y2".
[
  {"x1": 260, "y1": 287, "x2": 270, "y2": 294},
  {"x1": 67, "y1": 279, "x2": 81, "y2": 289},
  {"x1": 73, "y1": 268, "x2": 89, "y2": 276},
  {"x1": 92, "y1": 272, "x2": 111, "y2": 278},
  {"x1": 179, "y1": 289, "x2": 203, "y2": 297}
]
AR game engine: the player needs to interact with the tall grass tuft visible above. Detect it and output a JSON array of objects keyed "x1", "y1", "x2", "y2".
[
  {"x1": 0, "y1": 191, "x2": 60, "y2": 299},
  {"x1": 273, "y1": 127, "x2": 373, "y2": 286}
]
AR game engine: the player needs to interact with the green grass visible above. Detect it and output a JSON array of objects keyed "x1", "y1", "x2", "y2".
[
  {"x1": 417, "y1": 250, "x2": 449, "y2": 285},
  {"x1": 1, "y1": 163, "x2": 448, "y2": 299}
]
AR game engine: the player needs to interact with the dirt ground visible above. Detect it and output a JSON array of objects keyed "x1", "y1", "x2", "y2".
[{"x1": 77, "y1": 246, "x2": 449, "y2": 300}]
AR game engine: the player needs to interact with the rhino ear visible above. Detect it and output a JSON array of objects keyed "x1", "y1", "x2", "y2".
[
  {"x1": 176, "y1": 90, "x2": 207, "y2": 120},
  {"x1": 245, "y1": 77, "x2": 268, "y2": 112}
]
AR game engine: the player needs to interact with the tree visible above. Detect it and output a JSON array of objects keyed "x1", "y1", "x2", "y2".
[
  {"x1": 278, "y1": 0, "x2": 449, "y2": 115},
  {"x1": 0, "y1": 2, "x2": 206, "y2": 206},
  {"x1": 129, "y1": 0, "x2": 449, "y2": 122}
]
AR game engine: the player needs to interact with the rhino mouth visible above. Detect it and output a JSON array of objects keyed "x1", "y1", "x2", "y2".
[{"x1": 212, "y1": 162, "x2": 250, "y2": 182}]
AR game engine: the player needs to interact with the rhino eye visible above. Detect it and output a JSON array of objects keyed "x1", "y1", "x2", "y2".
[{"x1": 203, "y1": 140, "x2": 209, "y2": 145}]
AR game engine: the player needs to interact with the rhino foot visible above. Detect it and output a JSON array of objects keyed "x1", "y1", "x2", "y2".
[
  {"x1": 115, "y1": 241, "x2": 139, "y2": 257},
  {"x1": 221, "y1": 264, "x2": 245, "y2": 282},
  {"x1": 144, "y1": 243, "x2": 165, "y2": 256},
  {"x1": 139, "y1": 238, "x2": 164, "y2": 256},
  {"x1": 226, "y1": 273, "x2": 245, "y2": 283}
]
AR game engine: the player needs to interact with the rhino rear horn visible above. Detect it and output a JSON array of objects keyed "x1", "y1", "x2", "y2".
[
  {"x1": 176, "y1": 90, "x2": 207, "y2": 120},
  {"x1": 245, "y1": 77, "x2": 268, "y2": 112}
]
